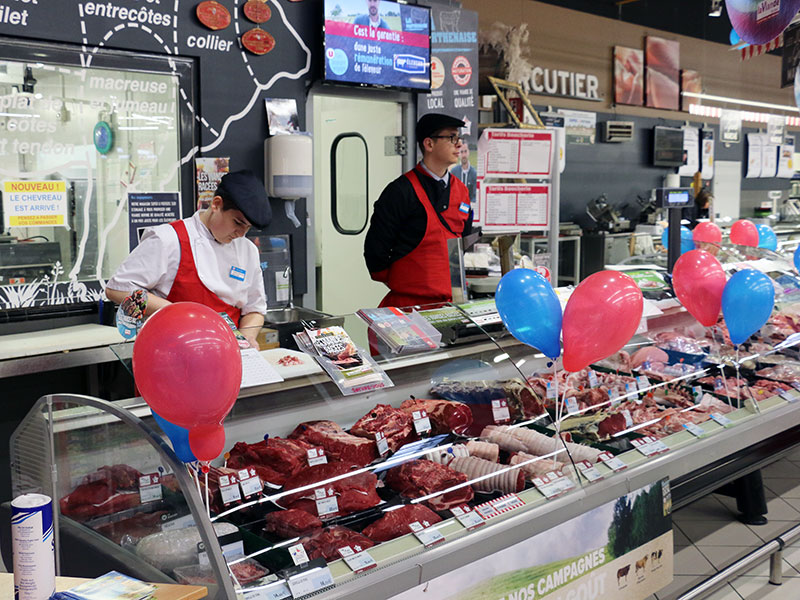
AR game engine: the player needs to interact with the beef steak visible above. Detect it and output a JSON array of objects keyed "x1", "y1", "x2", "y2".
[{"x1": 289, "y1": 421, "x2": 377, "y2": 466}]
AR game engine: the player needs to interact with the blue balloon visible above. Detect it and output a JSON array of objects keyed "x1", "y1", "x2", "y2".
[
  {"x1": 495, "y1": 269, "x2": 562, "y2": 359},
  {"x1": 661, "y1": 226, "x2": 695, "y2": 255},
  {"x1": 794, "y1": 245, "x2": 800, "y2": 272},
  {"x1": 756, "y1": 223, "x2": 778, "y2": 251},
  {"x1": 721, "y1": 269, "x2": 775, "y2": 345},
  {"x1": 152, "y1": 411, "x2": 196, "y2": 463}
]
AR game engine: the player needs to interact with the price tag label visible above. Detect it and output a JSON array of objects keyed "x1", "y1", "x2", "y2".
[
  {"x1": 710, "y1": 412, "x2": 733, "y2": 427},
  {"x1": 693, "y1": 386, "x2": 703, "y2": 403},
  {"x1": 577, "y1": 460, "x2": 603, "y2": 482},
  {"x1": 242, "y1": 580, "x2": 292, "y2": 600},
  {"x1": 608, "y1": 388, "x2": 621, "y2": 406},
  {"x1": 375, "y1": 431, "x2": 389, "y2": 456},
  {"x1": 287, "y1": 542, "x2": 310, "y2": 566},
  {"x1": 287, "y1": 565, "x2": 334, "y2": 597},
  {"x1": 138, "y1": 473, "x2": 162, "y2": 503},
  {"x1": 779, "y1": 389, "x2": 799, "y2": 403},
  {"x1": 307, "y1": 447, "x2": 328, "y2": 466},
  {"x1": 792, "y1": 382, "x2": 800, "y2": 392},
  {"x1": 714, "y1": 377, "x2": 725, "y2": 392},
  {"x1": 409, "y1": 521, "x2": 445, "y2": 547},
  {"x1": 219, "y1": 475, "x2": 242, "y2": 506},
  {"x1": 492, "y1": 399, "x2": 511, "y2": 423},
  {"x1": 637, "y1": 376, "x2": 650, "y2": 392},
  {"x1": 683, "y1": 423, "x2": 706, "y2": 438},
  {"x1": 648, "y1": 436, "x2": 669, "y2": 454},
  {"x1": 412, "y1": 410, "x2": 432, "y2": 435},
  {"x1": 337, "y1": 545, "x2": 377, "y2": 573},
  {"x1": 451, "y1": 505, "x2": 485, "y2": 531},
  {"x1": 598, "y1": 451, "x2": 627, "y2": 472},
  {"x1": 621, "y1": 409, "x2": 633, "y2": 429},
  {"x1": 631, "y1": 437, "x2": 658, "y2": 457},
  {"x1": 315, "y1": 488, "x2": 339, "y2": 517},
  {"x1": 588, "y1": 370, "x2": 599, "y2": 388},
  {"x1": 565, "y1": 396, "x2": 579, "y2": 415},
  {"x1": 532, "y1": 471, "x2": 574, "y2": 499},
  {"x1": 238, "y1": 468, "x2": 262, "y2": 498},
  {"x1": 546, "y1": 382, "x2": 557, "y2": 399}
]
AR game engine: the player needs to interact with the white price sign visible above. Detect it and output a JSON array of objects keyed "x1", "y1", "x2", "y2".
[
  {"x1": 632, "y1": 436, "x2": 668, "y2": 457},
  {"x1": 375, "y1": 431, "x2": 389, "y2": 457},
  {"x1": 637, "y1": 376, "x2": 650, "y2": 392},
  {"x1": 683, "y1": 423, "x2": 706, "y2": 438},
  {"x1": 337, "y1": 545, "x2": 377, "y2": 573},
  {"x1": 451, "y1": 505, "x2": 485, "y2": 530},
  {"x1": 565, "y1": 396, "x2": 579, "y2": 415},
  {"x1": 412, "y1": 410, "x2": 432, "y2": 435},
  {"x1": 492, "y1": 399, "x2": 511, "y2": 423},
  {"x1": 409, "y1": 521, "x2": 445, "y2": 547},
  {"x1": 598, "y1": 451, "x2": 627, "y2": 472},
  {"x1": 139, "y1": 473, "x2": 162, "y2": 503},
  {"x1": 242, "y1": 580, "x2": 291, "y2": 600},
  {"x1": 577, "y1": 460, "x2": 603, "y2": 482},
  {"x1": 287, "y1": 566, "x2": 334, "y2": 597},
  {"x1": 307, "y1": 447, "x2": 328, "y2": 466},
  {"x1": 219, "y1": 475, "x2": 242, "y2": 506},
  {"x1": 238, "y1": 468, "x2": 262, "y2": 498},
  {"x1": 532, "y1": 471, "x2": 574, "y2": 499},
  {"x1": 710, "y1": 413, "x2": 733, "y2": 427},
  {"x1": 588, "y1": 370, "x2": 599, "y2": 388},
  {"x1": 546, "y1": 382, "x2": 557, "y2": 399},
  {"x1": 779, "y1": 389, "x2": 799, "y2": 403},
  {"x1": 288, "y1": 543, "x2": 310, "y2": 566},
  {"x1": 315, "y1": 488, "x2": 339, "y2": 517}
]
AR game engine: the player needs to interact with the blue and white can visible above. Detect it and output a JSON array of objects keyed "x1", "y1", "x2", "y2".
[{"x1": 11, "y1": 493, "x2": 55, "y2": 600}]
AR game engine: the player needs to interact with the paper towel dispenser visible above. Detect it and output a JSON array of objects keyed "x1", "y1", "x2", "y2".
[{"x1": 264, "y1": 134, "x2": 312, "y2": 198}]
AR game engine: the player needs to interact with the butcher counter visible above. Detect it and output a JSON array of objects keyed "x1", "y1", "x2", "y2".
[{"x1": 5, "y1": 298, "x2": 800, "y2": 600}]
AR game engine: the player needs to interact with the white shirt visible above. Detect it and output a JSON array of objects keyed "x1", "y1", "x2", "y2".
[
  {"x1": 419, "y1": 160, "x2": 450, "y2": 186},
  {"x1": 107, "y1": 212, "x2": 267, "y2": 316}
]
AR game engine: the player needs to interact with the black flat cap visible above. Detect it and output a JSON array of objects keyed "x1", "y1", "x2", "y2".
[
  {"x1": 215, "y1": 170, "x2": 272, "y2": 229},
  {"x1": 416, "y1": 113, "x2": 465, "y2": 144}
]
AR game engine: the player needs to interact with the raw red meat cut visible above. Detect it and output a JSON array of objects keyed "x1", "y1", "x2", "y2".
[
  {"x1": 399, "y1": 398, "x2": 473, "y2": 435},
  {"x1": 384, "y1": 459, "x2": 473, "y2": 511},
  {"x1": 362, "y1": 504, "x2": 442, "y2": 542},
  {"x1": 279, "y1": 463, "x2": 381, "y2": 518},
  {"x1": 227, "y1": 437, "x2": 313, "y2": 486},
  {"x1": 61, "y1": 492, "x2": 141, "y2": 522},
  {"x1": 509, "y1": 452, "x2": 565, "y2": 480},
  {"x1": 350, "y1": 404, "x2": 416, "y2": 452},
  {"x1": 630, "y1": 346, "x2": 668, "y2": 369},
  {"x1": 59, "y1": 464, "x2": 143, "y2": 521},
  {"x1": 289, "y1": 421, "x2": 377, "y2": 466},
  {"x1": 263, "y1": 509, "x2": 323, "y2": 539},
  {"x1": 300, "y1": 526, "x2": 374, "y2": 562},
  {"x1": 94, "y1": 511, "x2": 167, "y2": 545},
  {"x1": 448, "y1": 456, "x2": 525, "y2": 494},
  {"x1": 597, "y1": 413, "x2": 628, "y2": 438}
]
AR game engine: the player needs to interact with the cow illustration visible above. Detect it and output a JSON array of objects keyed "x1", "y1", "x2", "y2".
[
  {"x1": 617, "y1": 564, "x2": 631, "y2": 587},
  {"x1": 635, "y1": 555, "x2": 648, "y2": 576}
]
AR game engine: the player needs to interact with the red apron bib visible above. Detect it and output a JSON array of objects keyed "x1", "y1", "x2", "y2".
[
  {"x1": 379, "y1": 168, "x2": 470, "y2": 308},
  {"x1": 166, "y1": 220, "x2": 242, "y2": 325}
]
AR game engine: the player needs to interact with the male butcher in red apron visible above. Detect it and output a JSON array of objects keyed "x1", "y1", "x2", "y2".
[{"x1": 364, "y1": 113, "x2": 474, "y2": 309}]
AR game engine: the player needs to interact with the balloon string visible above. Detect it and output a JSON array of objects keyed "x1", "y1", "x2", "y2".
[
  {"x1": 553, "y1": 362, "x2": 560, "y2": 467},
  {"x1": 735, "y1": 346, "x2": 741, "y2": 410},
  {"x1": 191, "y1": 464, "x2": 201, "y2": 499},
  {"x1": 204, "y1": 470, "x2": 210, "y2": 519}
]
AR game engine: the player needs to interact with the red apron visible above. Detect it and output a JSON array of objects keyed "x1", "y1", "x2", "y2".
[
  {"x1": 166, "y1": 220, "x2": 242, "y2": 325},
  {"x1": 379, "y1": 168, "x2": 470, "y2": 308}
]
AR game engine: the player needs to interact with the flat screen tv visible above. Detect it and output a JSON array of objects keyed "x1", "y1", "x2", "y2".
[
  {"x1": 653, "y1": 126, "x2": 685, "y2": 167},
  {"x1": 323, "y1": 0, "x2": 431, "y2": 91}
]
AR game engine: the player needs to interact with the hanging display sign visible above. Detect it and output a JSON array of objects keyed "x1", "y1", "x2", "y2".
[
  {"x1": 477, "y1": 128, "x2": 554, "y2": 178},
  {"x1": 557, "y1": 109, "x2": 597, "y2": 145},
  {"x1": 2, "y1": 180, "x2": 68, "y2": 229},
  {"x1": 127, "y1": 192, "x2": 181, "y2": 251},
  {"x1": 540, "y1": 112, "x2": 566, "y2": 173},
  {"x1": 778, "y1": 135, "x2": 795, "y2": 178},
  {"x1": 389, "y1": 479, "x2": 673, "y2": 600},
  {"x1": 746, "y1": 133, "x2": 763, "y2": 178},
  {"x1": 678, "y1": 127, "x2": 700, "y2": 177},
  {"x1": 701, "y1": 129, "x2": 715, "y2": 179},
  {"x1": 720, "y1": 110, "x2": 742, "y2": 144},
  {"x1": 482, "y1": 183, "x2": 550, "y2": 232}
]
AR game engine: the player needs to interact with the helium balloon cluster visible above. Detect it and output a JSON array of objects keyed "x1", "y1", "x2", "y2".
[
  {"x1": 730, "y1": 219, "x2": 760, "y2": 247},
  {"x1": 661, "y1": 226, "x2": 695, "y2": 255},
  {"x1": 756, "y1": 223, "x2": 777, "y2": 251},
  {"x1": 133, "y1": 302, "x2": 243, "y2": 463}
]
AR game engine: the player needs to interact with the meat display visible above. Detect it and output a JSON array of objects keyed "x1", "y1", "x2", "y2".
[
  {"x1": 425, "y1": 444, "x2": 469, "y2": 464},
  {"x1": 94, "y1": 510, "x2": 168, "y2": 545},
  {"x1": 263, "y1": 509, "x2": 323, "y2": 539},
  {"x1": 482, "y1": 425, "x2": 602, "y2": 463},
  {"x1": 174, "y1": 559, "x2": 269, "y2": 586},
  {"x1": 652, "y1": 332, "x2": 707, "y2": 355},
  {"x1": 755, "y1": 364, "x2": 800, "y2": 384},
  {"x1": 385, "y1": 459, "x2": 474, "y2": 511},
  {"x1": 279, "y1": 463, "x2": 381, "y2": 518},
  {"x1": 509, "y1": 452, "x2": 565, "y2": 480},
  {"x1": 399, "y1": 398, "x2": 473, "y2": 435},
  {"x1": 137, "y1": 522, "x2": 238, "y2": 573},
  {"x1": 448, "y1": 457, "x2": 525, "y2": 494},
  {"x1": 289, "y1": 421, "x2": 377, "y2": 466},
  {"x1": 300, "y1": 526, "x2": 375, "y2": 562},
  {"x1": 60, "y1": 464, "x2": 143, "y2": 521},
  {"x1": 277, "y1": 354, "x2": 303, "y2": 366},
  {"x1": 350, "y1": 404, "x2": 416, "y2": 452},
  {"x1": 362, "y1": 504, "x2": 442, "y2": 542},
  {"x1": 630, "y1": 346, "x2": 669, "y2": 369},
  {"x1": 227, "y1": 437, "x2": 313, "y2": 486},
  {"x1": 466, "y1": 440, "x2": 499, "y2": 462}
]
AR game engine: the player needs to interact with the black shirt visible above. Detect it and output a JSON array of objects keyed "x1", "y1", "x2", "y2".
[{"x1": 364, "y1": 168, "x2": 474, "y2": 276}]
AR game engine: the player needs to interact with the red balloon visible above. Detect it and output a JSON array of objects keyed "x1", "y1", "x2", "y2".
[
  {"x1": 672, "y1": 250, "x2": 727, "y2": 327},
  {"x1": 133, "y1": 302, "x2": 242, "y2": 430},
  {"x1": 730, "y1": 219, "x2": 759, "y2": 247},
  {"x1": 189, "y1": 424, "x2": 227, "y2": 463},
  {"x1": 692, "y1": 222, "x2": 722, "y2": 244},
  {"x1": 562, "y1": 271, "x2": 643, "y2": 372}
]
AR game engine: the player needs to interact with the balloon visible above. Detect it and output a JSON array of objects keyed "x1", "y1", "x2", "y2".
[
  {"x1": 795, "y1": 245, "x2": 800, "y2": 272},
  {"x1": 721, "y1": 269, "x2": 775, "y2": 345},
  {"x1": 693, "y1": 222, "x2": 722, "y2": 244},
  {"x1": 188, "y1": 423, "x2": 227, "y2": 463},
  {"x1": 756, "y1": 223, "x2": 778, "y2": 251},
  {"x1": 133, "y1": 302, "x2": 242, "y2": 430},
  {"x1": 672, "y1": 250, "x2": 727, "y2": 327},
  {"x1": 726, "y1": 0, "x2": 800, "y2": 45},
  {"x1": 661, "y1": 226, "x2": 695, "y2": 255},
  {"x1": 562, "y1": 271, "x2": 643, "y2": 372},
  {"x1": 152, "y1": 412, "x2": 197, "y2": 463},
  {"x1": 495, "y1": 269, "x2": 562, "y2": 359},
  {"x1": 730, "y1": 219, "x2": 759, "y2": 247}
]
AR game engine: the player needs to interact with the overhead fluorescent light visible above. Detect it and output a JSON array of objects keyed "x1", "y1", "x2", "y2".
[{"x1": 682, "y1": 91, "x2": 799, "y2": 113}]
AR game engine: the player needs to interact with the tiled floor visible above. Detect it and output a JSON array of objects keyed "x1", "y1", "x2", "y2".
[{"x1": 653, "y1": 449, "x2": 800, "y2": 600}]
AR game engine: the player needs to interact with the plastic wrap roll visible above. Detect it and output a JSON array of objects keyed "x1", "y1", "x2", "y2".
[{"x1": 11, "y1": 493, "x2": 55, "y2": 600}]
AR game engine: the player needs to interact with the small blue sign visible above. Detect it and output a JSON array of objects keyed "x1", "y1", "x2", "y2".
[{"x1": 229, "y1": 266, "x2": 246, "y2": 281}]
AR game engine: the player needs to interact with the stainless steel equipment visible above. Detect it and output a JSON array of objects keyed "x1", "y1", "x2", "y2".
[{"x1": 586, "y1": 194, "x2": 630, "y2": 232}]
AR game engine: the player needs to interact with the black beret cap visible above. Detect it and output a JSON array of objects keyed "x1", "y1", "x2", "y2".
[
  {"x1": 415, "y1": 113, "x2": 465, "y2": 144},
  {"x1": 215, "y1": 170, "x2": 272, "y2": 229}
]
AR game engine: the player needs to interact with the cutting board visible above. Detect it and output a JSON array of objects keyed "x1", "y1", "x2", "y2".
[{"x1": 260, "y1": 348, "x2": 322, "y2": 379}]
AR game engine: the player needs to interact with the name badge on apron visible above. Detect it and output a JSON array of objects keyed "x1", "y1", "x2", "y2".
[
  {"x1": 229, "y1": 266, "x2": 246, "y2": 281},
  {"x1": 459, "y1": 202, "x2": 470, "y2": 214}
]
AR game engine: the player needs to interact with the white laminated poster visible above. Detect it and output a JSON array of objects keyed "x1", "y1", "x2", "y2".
[
  {"x1": 540, "y1": 112, "x2": 567, "y2": 173},
  {"x1": 761, "y1": 135, "x2": 778, "y2": 178},
  {"x1": 678, "y1": 127, "x2": 699, "y2": 176},
  {"x1": 557, "y1": 108, "x2": 597, "y2": 144},
  {"x1": 746, "y1": 133, "x2": 762, "y2": 178},
  {"x1": 482, "y1": 183, "x2": 549, "y2": 232},
  {"x1": 240, "y1": 348, "x2": 284, "y2": 388},
  {"x1": 3, "y1": 180, "x2": 68, "y2": 230},
  {"x1": 701, "y1": 129, "x2": 715, "y2": 179},
  {"x1": 767, "y1": 114, "x2": 786, "y2": 145},
  {"x1": 478, "y1": 128, "x2": 553, "y2": 177},
  {"x1": 778, "y1": 136, "x2": 795, "y2": 178}
]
